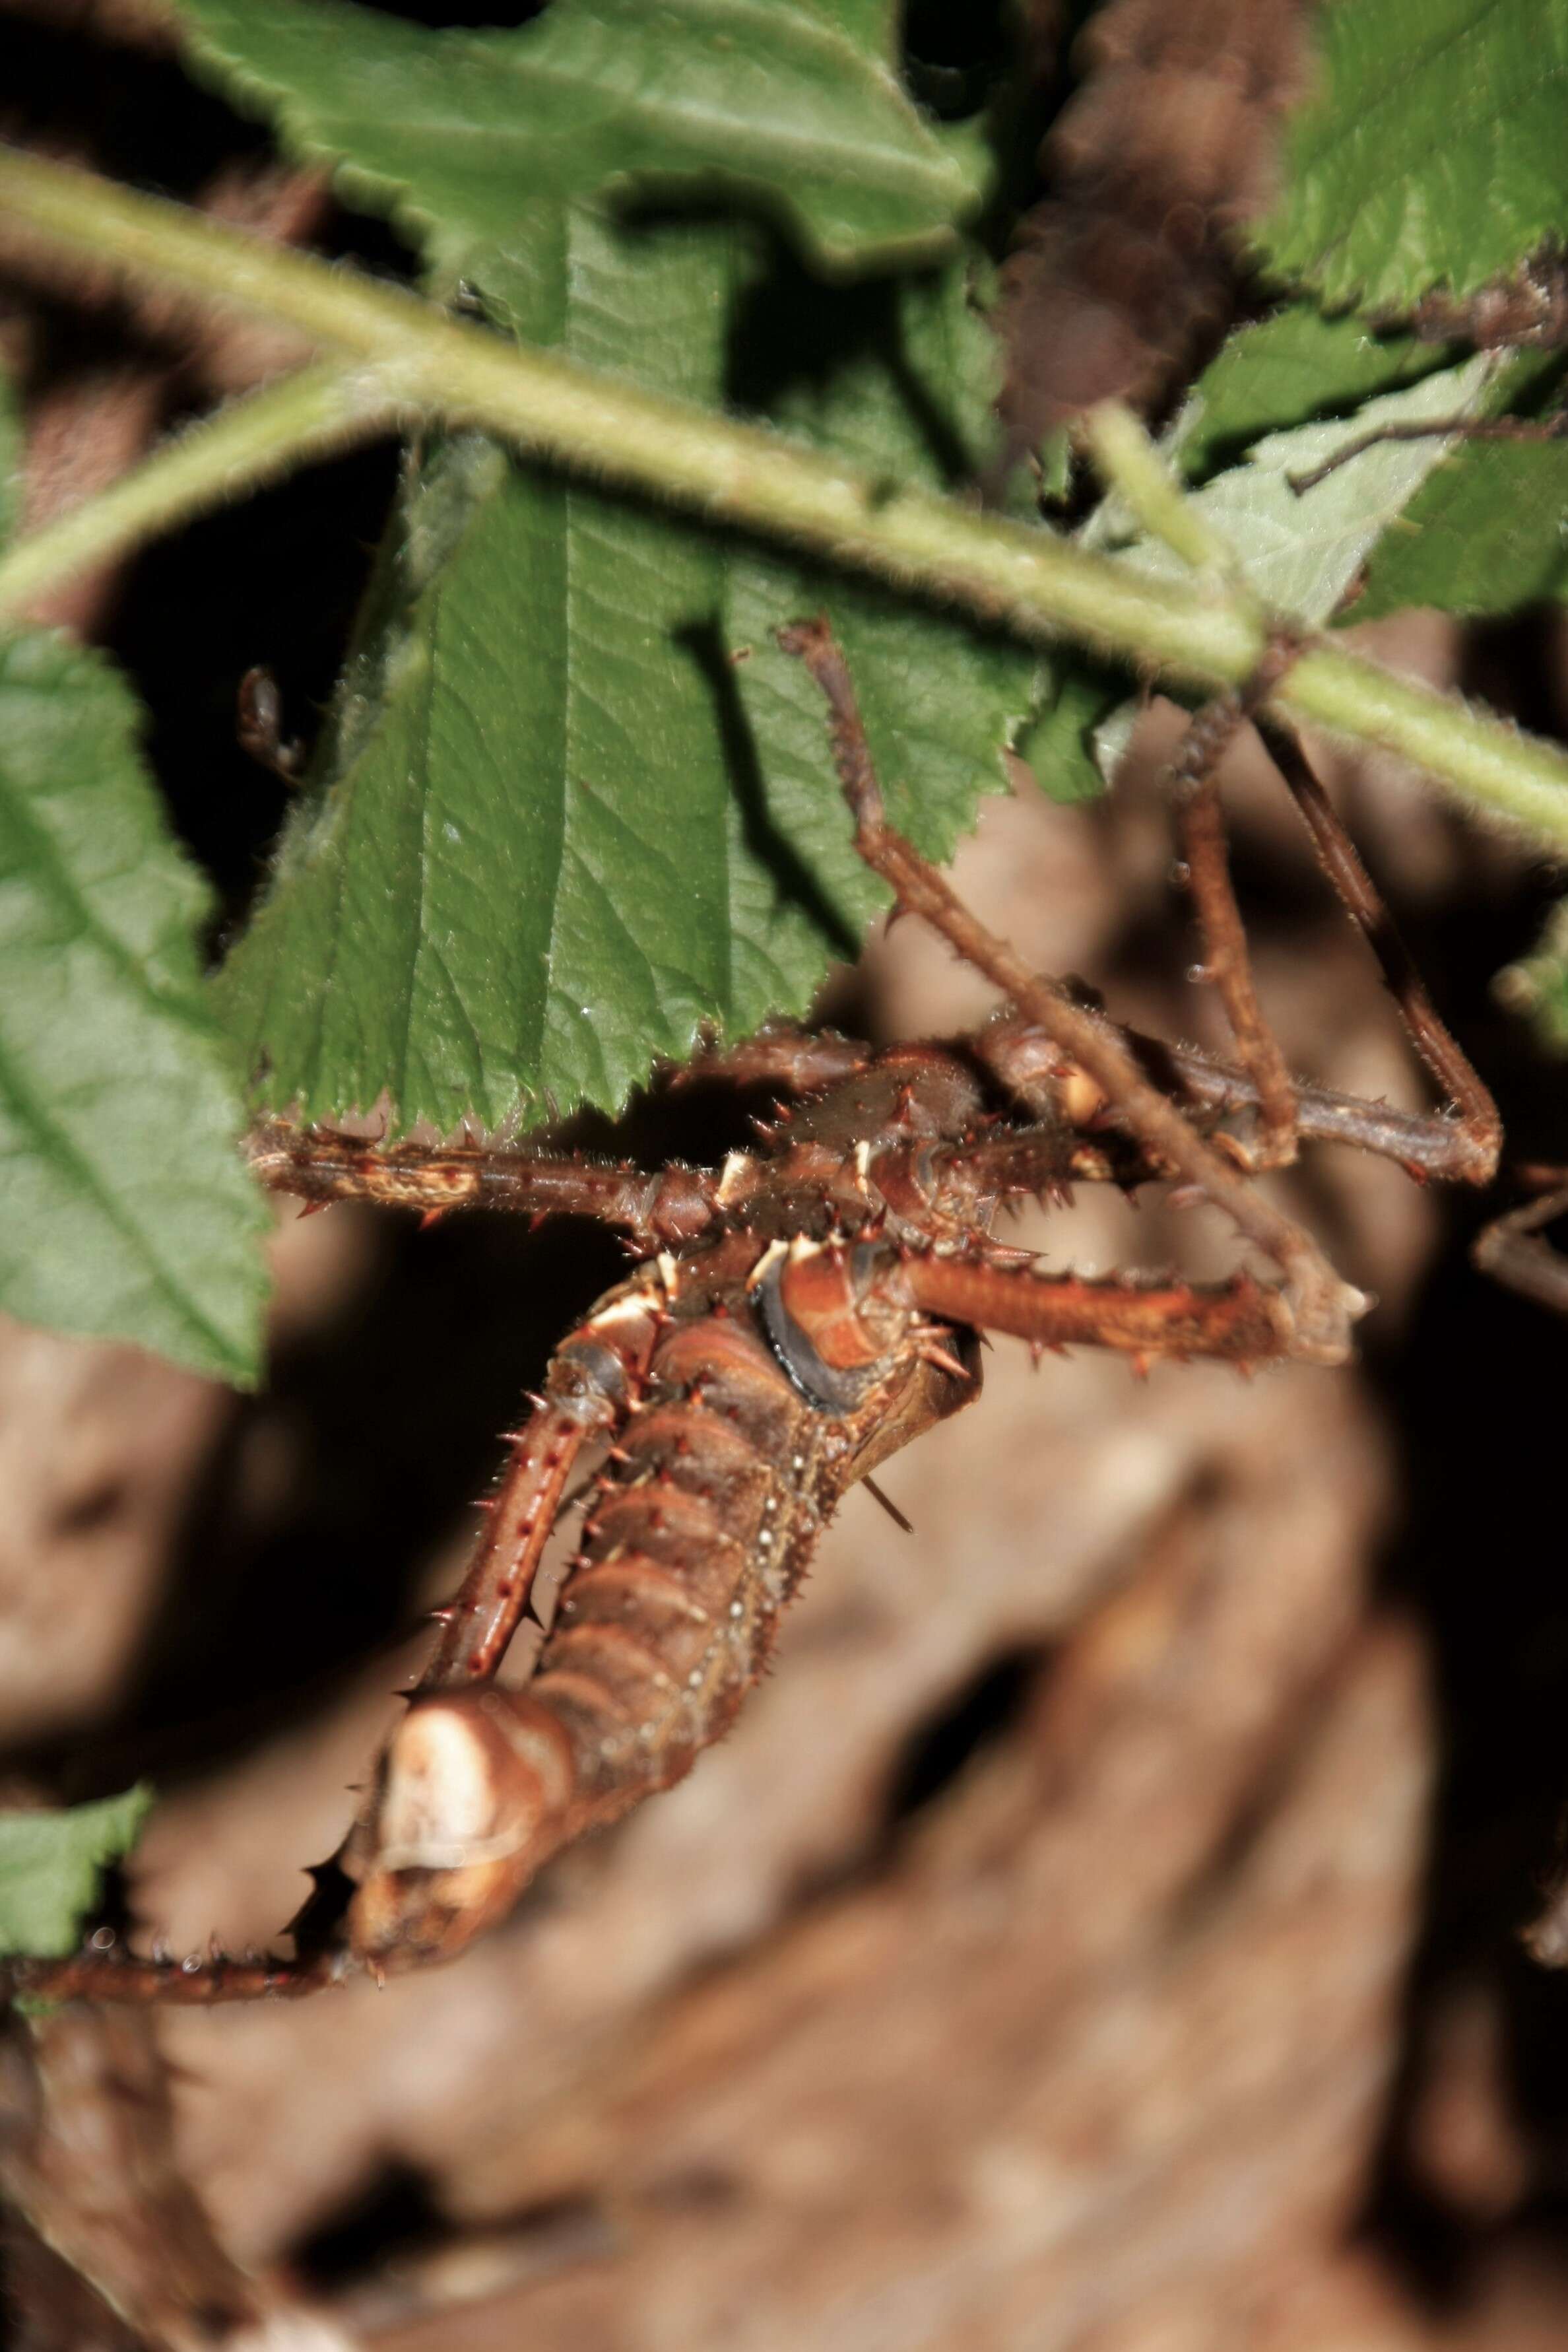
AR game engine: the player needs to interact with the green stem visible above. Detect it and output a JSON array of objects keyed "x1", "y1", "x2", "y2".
[
  {"x1": 1080, "y1": 401, "x2": 1238, "y2": 582},
  {"x1": 2, "y1": 145, "x2": 1567, "y2": 850},
  {"x1": 0, "y1": 359, "x2": 414, "y2": 619}
]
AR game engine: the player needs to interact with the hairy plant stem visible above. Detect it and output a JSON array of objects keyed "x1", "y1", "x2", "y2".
[
  {"x1": 1078, "y1": 402, "x2": 1240, "y2": 584},
  {"x1": 2, "y1": 145, "x2": 1568, "y2": 850},
  {"x1": 0, "y1": 358, "x2": 413, "y2": 618}
]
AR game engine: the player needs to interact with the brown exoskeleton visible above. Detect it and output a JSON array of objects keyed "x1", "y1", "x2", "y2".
[{"x1": 8, "y1": 620, "x2": 1511, "y2": 2005}]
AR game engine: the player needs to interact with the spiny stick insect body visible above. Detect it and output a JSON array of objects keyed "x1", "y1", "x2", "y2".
[{"x1": 9, "y1": 622, "x2": 1503, "y2": 2005}]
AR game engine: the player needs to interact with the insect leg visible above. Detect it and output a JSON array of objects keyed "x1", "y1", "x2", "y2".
[
  {"x1": 669, "y1": 1025, "x2": 870, "y2": 1093},
  {"x1": 889, "y1": 1251, "x2": 1295, "y2": 1368},
  {"x1": 5, "y1": 1945, "x2": 343, "y2": 2005},
  {"x1": 246, "y1": 1122, "x2": 721, "y2": 1246},
  {"x1": 779, "y1": 615, "x2": 1364, "y2": 1366},
  {"x1": 1163, "y1": 662, "x2": 1299, "y2": 1168},
  {"x1": 420, "y1": 1405, "x2": 595, "y2": 1691},
  {"x1": 1257, "y1": 717, "x2": 1501, "y2": 1186},
  {"x1": 1472, "y1": 1175, "x2": 1568, "y2": 1314}
]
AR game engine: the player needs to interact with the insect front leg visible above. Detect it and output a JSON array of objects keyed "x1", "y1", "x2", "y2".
[
  {"x1": 247, "y1": 1121, "x2": 721, "y2": 1245},
  {"x1": 949, "y1": 1005, "x2": 1482, "y2": 1197}
]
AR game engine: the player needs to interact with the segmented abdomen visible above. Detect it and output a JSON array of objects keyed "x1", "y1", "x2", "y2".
[{"x1": 348, "y1": 1236, "x2": 969, "y2": 1969}]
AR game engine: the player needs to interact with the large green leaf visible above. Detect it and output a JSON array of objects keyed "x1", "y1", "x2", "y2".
[
  {"x1": 216, "y1": 212, "x2": 751, "y2": 1128},
  {"x1": 0, "y1": 630, "x2": 268, "y2": 1381},
  {"x1": 199, "y1": 0, "x2": 1029, "y2": 1131},
  {"x1": 1255, "y1": 0, "x2": 1568, "y2": 316},
  {"x1": 174, "y1": 0, "x2": 981, "y2": 283},
  {"x1": 0, "y1": 1786, "x2": 150, "y2": 1960},
  {"x1": 216, "y1": 223, "x2": 1032, "y2": 1127}
]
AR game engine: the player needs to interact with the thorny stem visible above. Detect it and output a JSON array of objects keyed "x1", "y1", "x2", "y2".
[
  {"x1": 0, "y1": 359, "x2": 414, "y2": 619},
  {"x1": 3, "y1": 150, "x2": 1568, "y2": 850},
  {"x1": 780, "y1": 616, "x2": 1365, "y2": 1365}
]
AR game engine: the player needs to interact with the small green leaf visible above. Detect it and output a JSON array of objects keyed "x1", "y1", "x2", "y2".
[
  {"x1": 0, "y1": 630, "x2": 269, "y2": 1381},
  {"x1": 1255, "y1": 0, "x2": 1568, "y2": 316},
  {"x1": 0, "y1": 1786, "x2": 152, "y2": 1959},
  {"x1": 1174, "y1": 306, "x2": 1451, "y2": 487},
  {"x1": 174, "y1": 0, "x2": 982, "y2": 281},
  {"x1": 1046, "y1": 349, "x2": 1505, "y2": 794},
  {"x1": 1012, "y1": 654, "x2": 1125, "y2": 804}
]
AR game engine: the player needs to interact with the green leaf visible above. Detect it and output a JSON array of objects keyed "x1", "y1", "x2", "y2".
[
  {"x1": 174, "y1": 0, "x2": 982, "y2": 282},
  {"x1": 201, "y1": 0, "x2": 1029, "y2": 1131},
  {"x1": 1042, "y1": 348, "x2": 1505, "y2": 795},
  {"x1": 0, "y1": 630, "x2": 269, "y2": 1381},
  {"x1": 724, "y1": 264, "x2": 1035, "y2": 952},
  {"x1": 1012, "y1": 318, "x2": 1493, "y2": 799},
  {"x1": 1012, "y1": 654, "x2": 1125, "y2": 804},
  {"x1": 1350, "y1": 356, "x2": 1568, "y2": 621},
  {"x1": 217, "y1": 213, "x2": 746, "y2": 1129},
  {"x1": 1173, "y1": 306, "x2": 1451, "y2": 486},
  {"x1": 216, "y1": 229, "x2": 1032, "y2": 1128},
  {"x1": 0, "y1": 1786, "x2": 152, "y2": 1959},
  {"x1": 1255, "y1": 0, "x2": 1568, "y2": 316},
  {"x1": 1160, "y1": 353, "x2": 1505, "y2": 621}
]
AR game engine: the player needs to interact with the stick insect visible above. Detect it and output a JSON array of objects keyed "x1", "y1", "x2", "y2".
[{"x1": 7, "y1": 619, "x2": 1510, "y2": 2005}]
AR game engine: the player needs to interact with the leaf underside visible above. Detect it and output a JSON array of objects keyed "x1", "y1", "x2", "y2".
[
  {"x1": 1020, "y1": 312, "x2": 1499, "y2": 795},
  {"x1": 0, "y1": 631, "x2": 267, "y2": 1382}
]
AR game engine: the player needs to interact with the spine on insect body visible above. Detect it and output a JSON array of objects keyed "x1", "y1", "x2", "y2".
[{"x1": 348, "y1": 1241, "x2": 976, "y2": 1970}]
